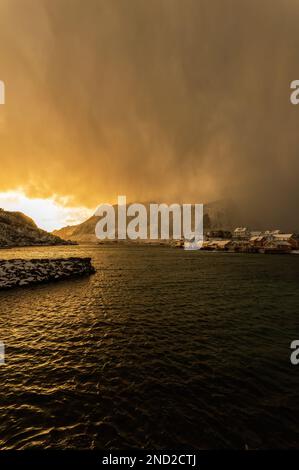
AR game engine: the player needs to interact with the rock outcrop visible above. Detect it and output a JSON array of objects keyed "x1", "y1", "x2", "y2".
[
  {"x1": 0, "y1": 257, "x2": 95, "y2": 289},
  {"x1": 0, "y1": 208, "x2": 75, "y2": 247}
]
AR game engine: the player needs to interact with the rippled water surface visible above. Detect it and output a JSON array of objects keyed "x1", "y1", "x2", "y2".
[{"x1": 0, "y1": 245, "x2": 299, "y2": 449}]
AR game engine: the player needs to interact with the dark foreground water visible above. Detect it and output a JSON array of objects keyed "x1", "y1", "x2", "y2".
[{"x1": 0, "y1": 245, "x2": 299, "y2": 449}]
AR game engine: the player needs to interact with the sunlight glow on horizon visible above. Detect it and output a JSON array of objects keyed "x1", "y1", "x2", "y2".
[{"x1": 0, "y1": 190, "x2": 94, "y2": 232}]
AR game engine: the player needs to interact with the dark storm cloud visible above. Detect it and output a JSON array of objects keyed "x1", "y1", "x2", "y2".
[{"x1": 1, "y1": 0, "x2": 299, "y2": 227}]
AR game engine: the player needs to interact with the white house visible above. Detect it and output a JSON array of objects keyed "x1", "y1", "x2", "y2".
[{"x1": 233, "y1": 227, "x2": 250, "y2": 240}]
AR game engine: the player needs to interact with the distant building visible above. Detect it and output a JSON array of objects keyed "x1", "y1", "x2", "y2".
[
  {"x1": 273, "y1": 233, "x2": 299, "y2": 249},
  {"x1": 263, "y1": 230, "x2": 280, "y2": 241},
  {"x1": 202, "y1": 239, "x2": 233, "y2": 251},
  {"x1": 250, "y1": 231, "x2": 262, "y2": 238},
  {"x1": 233, "y1": 240, "x2": 256, "y2": 252},
  {"x1": 264, "y1": 240, "x2": 292, "y2": 254},
  {"x1": 214, "y1": 240, "x2": 233, "y2": 251},
  {"x1": 233, "y1": 227, "x2": 250, "y2": 240},
  {"x1": 250, "y1": 235, "x2": 267, "y2": 248}
]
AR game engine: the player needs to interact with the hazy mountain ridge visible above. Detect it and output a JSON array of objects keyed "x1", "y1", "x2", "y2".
[
  {"x1": 0, "y1": 208, "x2": 74, "y2": 247},
  {"x1": 53, "y1": 216, "x2": 100, "y2": 243}
]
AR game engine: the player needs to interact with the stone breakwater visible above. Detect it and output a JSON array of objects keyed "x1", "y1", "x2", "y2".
[{"x1": 0, "y1": 257, "x2": 96, "y2": 289}]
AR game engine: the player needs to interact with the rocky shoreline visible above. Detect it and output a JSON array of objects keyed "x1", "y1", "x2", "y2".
[{"x1": 0, "y1": 257, "x2": 96, "y2": 289}]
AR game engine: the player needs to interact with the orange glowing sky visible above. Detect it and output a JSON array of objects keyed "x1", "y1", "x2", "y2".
[
  {"x1": 0, "y1": 190, "x2": 93, "y2": 231},
  {"x1": 1, "y1": 0, "x2": 299, "y2": 231}
]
